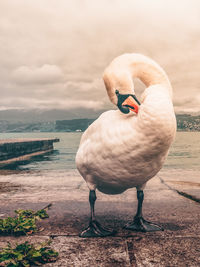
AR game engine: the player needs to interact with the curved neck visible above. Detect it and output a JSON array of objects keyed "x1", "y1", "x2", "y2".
[
  {"x1": 103, "y1": 53, "x2": 173, "y2": 106},
  {"x1": 128, "y1": 54, "x2": 172, "y2": 97}
]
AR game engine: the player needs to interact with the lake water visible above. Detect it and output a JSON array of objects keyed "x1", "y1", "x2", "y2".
[{"x1": 0, "y1": 131, "x2": 200, "y2": 171}]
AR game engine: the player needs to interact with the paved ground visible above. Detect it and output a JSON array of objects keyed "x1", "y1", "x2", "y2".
[{"x1": 0, "y1": 169, "x2": 199, "y2": 266}]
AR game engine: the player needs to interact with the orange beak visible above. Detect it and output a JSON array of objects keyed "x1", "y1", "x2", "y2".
[{"x1": 122, "y1": 96, "x2": 139, "y2": 114}]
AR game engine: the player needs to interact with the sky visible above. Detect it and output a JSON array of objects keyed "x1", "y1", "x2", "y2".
[{"x1": 1, "y1": 0, "x2": 200, "y2": 115}]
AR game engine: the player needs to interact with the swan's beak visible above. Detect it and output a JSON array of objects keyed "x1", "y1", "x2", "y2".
[
  {"x1": 122, "y1": 96, "x2": 140, "y2": 114},
  {"x1": 115, "y1": 90, "x2": 140, "y2": 114}
]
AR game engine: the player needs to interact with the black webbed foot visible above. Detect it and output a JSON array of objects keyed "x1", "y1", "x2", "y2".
[
  {"x1": 124, "y1": 216, "x2": 164, "y2": 232},
  {"x1": 79, "y1": 220, "x2": 117, "y2": 238}
]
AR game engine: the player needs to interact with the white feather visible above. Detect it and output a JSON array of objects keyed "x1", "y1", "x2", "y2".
[{"x1": 76, "y1": 53, "x2": 176, "y2": 195}]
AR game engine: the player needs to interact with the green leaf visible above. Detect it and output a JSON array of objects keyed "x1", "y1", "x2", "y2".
[
  {"x1": 0, "y1": 207, "x2": 50, "y2": 236},
  {"x1": 34, "y1": 209, "x2": 49, "y2": 219},
  {"x1": 0, "y1": 240, "x2": 58, "y2": 266}
]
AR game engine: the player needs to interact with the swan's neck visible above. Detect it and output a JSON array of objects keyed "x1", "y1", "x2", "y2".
[
  {"x1": 127, "y1": 54, "x2": 172, "y2": 96},
  {"x1": 132, "y1": 62, "x2": 167, "y2": 86},
  {"x1": 103, "y1": 53, "x2": 173, "y2": 105}
]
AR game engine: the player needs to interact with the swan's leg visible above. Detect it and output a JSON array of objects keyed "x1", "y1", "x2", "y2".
[
  {"x1": 124, "y1": 190, "x2": 163, "y2": 232},
  {"x1": 79, "y1": 190, "x2": 116, "y2": 238}
]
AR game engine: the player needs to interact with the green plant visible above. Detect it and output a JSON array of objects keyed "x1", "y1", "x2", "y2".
[
  {"x1": 0, "y1": 240, "x2": 59, "y2": 266},
  {"x1": 0, "y1": 205, "x2": 51, "y2": 236}
]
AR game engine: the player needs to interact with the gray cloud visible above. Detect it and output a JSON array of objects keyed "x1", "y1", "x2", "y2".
[
  {"x1": 12, "y1": 65, "x2": 64, "y2": 85},
  {"x1": 0, "y1": 0, "x2": 200, "y2": 114}
]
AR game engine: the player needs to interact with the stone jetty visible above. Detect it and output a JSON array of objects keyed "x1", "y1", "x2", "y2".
[{"x1": 0, "y1": 138, "x2": 59, "y2": 167}]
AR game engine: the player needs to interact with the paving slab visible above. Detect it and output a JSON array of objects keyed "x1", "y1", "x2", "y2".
[
  {"x1": 0, "y1": 169, "x2": 199, "y2": 266},
  {"x1": 159, "y1": 169, "x2": 200, "y2": 201}
]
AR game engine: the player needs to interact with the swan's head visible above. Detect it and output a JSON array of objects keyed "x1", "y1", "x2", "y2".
[
  {"x1": 103, "y1": 69, "x2": 140, "y2": 114},
  {"x1": 115, "y1": 90, "x2": 140, "y2": 114}
]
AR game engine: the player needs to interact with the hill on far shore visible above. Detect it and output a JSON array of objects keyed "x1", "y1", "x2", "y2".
[{"x1": 0, "y1": 110, "x2": 199, "y2": 132}]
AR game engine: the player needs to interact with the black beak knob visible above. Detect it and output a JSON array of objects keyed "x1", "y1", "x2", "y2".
[{"x1": 115, "y1": 90, "x2": 130, "y2": 114}]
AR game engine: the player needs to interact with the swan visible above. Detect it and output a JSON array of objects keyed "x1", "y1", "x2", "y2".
[{"x1": 76, "y1": 53, "x2": 176, "y2": 237}]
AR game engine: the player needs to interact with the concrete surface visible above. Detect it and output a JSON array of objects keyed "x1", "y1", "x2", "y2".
[
  {"x1": 159, "y1": 169, "x2": 200, "y2": 201},
  {"x1": 0, "y1": 169, "x2": 199, "y2": 266}
]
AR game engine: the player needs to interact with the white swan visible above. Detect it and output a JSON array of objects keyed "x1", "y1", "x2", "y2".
[{"x1": 76, "y1": 53, "x2": 176, "y2": 237}]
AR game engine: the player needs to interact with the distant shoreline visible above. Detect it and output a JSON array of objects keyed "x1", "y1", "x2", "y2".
[
  {"x1": 0, "y1": 130, "x2": 200, "y2": 134},
  {"x1": 177, "y1": 129, "x2": 200, "y2": 132},
  {"x1": 0, "y1": 114, "x2": 200, "y2": 133}
]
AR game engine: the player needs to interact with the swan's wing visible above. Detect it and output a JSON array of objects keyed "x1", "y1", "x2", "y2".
[{"x1": 76, "y1": 110, "x2": 139, "y2": 171}]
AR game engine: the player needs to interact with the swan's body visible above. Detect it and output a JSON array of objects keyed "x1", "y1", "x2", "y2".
[{"x1": 76, "y1": 53, "x2": 176, "y2": 237}]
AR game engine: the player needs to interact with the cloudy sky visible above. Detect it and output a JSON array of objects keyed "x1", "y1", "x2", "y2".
[{"x1": 1, "y1": 0, "x2": 200, "y2": 115}]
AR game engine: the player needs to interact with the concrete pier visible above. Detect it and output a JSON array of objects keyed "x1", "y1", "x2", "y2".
[{"x1": 0, "y1": 138, "x2": 59, "y2": 167}]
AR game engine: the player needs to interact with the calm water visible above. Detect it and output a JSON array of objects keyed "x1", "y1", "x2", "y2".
[{"x1": 0, "y1": 132, "x2": 200, "y2": 171}]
